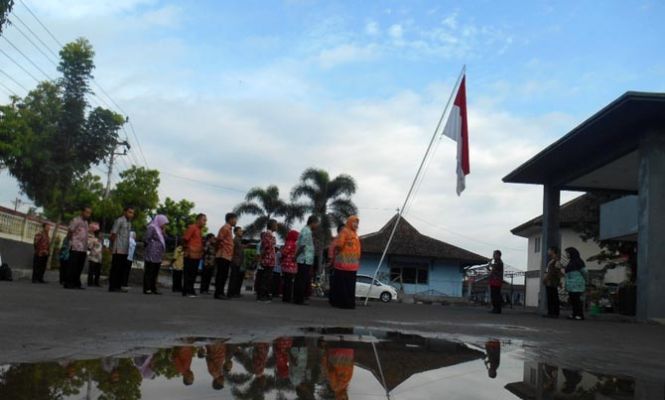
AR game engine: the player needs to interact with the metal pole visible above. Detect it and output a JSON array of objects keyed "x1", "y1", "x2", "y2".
[{"x1": 363, "y1": 65, "x2": 466, "y2": 306}]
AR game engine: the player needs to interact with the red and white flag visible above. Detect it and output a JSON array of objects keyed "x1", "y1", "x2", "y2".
[{"x1": 442, "y1": 75, "x2": 469, "y2": 196}]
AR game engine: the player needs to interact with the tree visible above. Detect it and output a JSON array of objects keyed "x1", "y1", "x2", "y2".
[
  {"x1": 41, "y1": 172, "x2": 105, "y2": 223},
  {"x1": 155, "y1": 197, "x2": 196, "y2": 238},
  {"x1": 0, "y1": 38, "x2": 124, "y2": 263},
  {"x1": 0, "y1": 0, "x2": 13, "y2": 34},
  {"x1": 291, "y1": 168, "x2": 357, "y2": 265},
  {"x1": 234, "y1": 185, "x2": 304, "y2": 239},
  {"x1": 110, "y1": 166, "x2": 160, "y2": 234}
]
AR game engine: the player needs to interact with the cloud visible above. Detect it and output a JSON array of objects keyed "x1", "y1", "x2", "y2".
[
  {"x1": 365, "y1": 20, "x2": 380, "y2": 36},
  {"x1": 388, "y1": 24, "x2": 404, "y2": 39},
  {"x1": 316, "y1": 43, "x2": 378, "y2": 68}
]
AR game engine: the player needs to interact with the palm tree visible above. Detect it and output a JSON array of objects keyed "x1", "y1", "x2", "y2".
[
  {"x1": 290, "y1": 168, "x2": 357, "y2": 265},
  {"x1": 234, "y1": 185, "x2": 305, "y2": 239}
]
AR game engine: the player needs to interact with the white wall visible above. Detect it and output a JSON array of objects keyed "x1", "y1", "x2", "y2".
[{"x1": 525, "y1": 277, "x2": 540, "y2": 307}]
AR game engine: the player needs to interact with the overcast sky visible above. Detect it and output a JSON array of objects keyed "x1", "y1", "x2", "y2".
[{"x1": 1, "y1": 0, "x2": 664, "y2": 269}]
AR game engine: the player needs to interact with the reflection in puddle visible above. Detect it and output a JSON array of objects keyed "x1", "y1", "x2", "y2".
[{"x1": 0, "y1": 329, "x2": 661, "y2": 399}]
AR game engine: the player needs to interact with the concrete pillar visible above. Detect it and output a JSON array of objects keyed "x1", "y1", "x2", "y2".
[
  {"x1": 539, "y1": 184, "x2": 560, "y2": 315},
  {"x1": 636, "y1": 130, "x2": 665, "y2": 322}
]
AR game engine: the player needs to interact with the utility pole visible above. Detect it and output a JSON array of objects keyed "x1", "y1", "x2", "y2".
[
  {"x1": 11, "y1": 197, "x2": 23, "y2": 211},
  {"x1": 104, "y1": 140, "x2": 130, "y2": 199}
]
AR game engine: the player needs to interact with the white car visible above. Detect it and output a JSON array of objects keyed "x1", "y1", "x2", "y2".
[{"x1": 355, "y1": 274, "x2": 398, "y2": 303}]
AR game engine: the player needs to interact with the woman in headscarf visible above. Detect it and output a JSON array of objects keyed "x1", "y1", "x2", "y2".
[
  {"x1": 143, "y1": 215, "x2": 169, "y2": 295},
  {"x1": 281, "y1": 230, "x2": 299, "y2": 303},
  {"x1": 330, "y1": 216, "x2": 361, "y2": 309},
  {"x1": 564, "y1": 247, "x2": 588, "y2": 320}
]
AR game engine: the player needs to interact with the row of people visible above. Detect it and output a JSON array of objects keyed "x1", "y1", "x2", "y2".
[{"x1": 33, "y1": 205, "x2": 363, "y2": 309}]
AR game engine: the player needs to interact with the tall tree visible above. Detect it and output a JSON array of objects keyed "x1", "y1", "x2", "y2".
[
  {"x1": 155, "y1": 197, "x2": 196, "y2": 238},
  {"x1": 291, "y1": 168, "x2": 357, "y2": 264},
  {"x1": 234, "y1": 185, "x2": 304, "y2": 239}
]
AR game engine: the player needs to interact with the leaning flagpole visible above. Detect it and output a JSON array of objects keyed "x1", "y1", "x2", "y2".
[{"x1": 363, "y1": 65, "x2": 466, "y2": 306}]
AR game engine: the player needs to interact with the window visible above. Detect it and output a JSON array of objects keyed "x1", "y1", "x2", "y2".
[
  {"x1": 390, "y1": 263, "x2": 429, "y2": 285},
  {"x1": 534, "y1": 236, "x2": 541, "y2": 254},
  {"x1": 357, "y1": 276, "x2": 372, "y2": 284}
]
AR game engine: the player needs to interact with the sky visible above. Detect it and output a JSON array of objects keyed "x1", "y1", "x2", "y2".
[{"x1": 1, "y1": 0, "x2": 664, "y2": 269}]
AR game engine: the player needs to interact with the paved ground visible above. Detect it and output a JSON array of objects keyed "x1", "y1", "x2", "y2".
[{"x1": 1, "y1": 278, "x2": 665, "y2": 381}]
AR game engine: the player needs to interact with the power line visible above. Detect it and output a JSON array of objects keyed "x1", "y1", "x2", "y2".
[
  {"x1": 0, "y1": 68, "x2": 29, "y2": 92},
  {"x1": 0, "y1": 80, "x2": 19, "y2": 97},
  {"x1": 10, "y1": 12, "x2": 60, "y2": 60},
  {"x1": 18, "y1": 0, "x2": 63, "y2": 48},
  {"x1": 7, "y1": 17, "x2": 59, "y2": 67},
  {"x1": 160, "y1": 170, "x2": 247, "y2": 194},
  {"x1": 126, "y1": 118, "x2": 149, "y2": 167},
  {"x1": 2, "y1": 35, "x2": 53, "y2": 80},
  {"x1": 0, "y1": 47, "x2": 41, "y2": 83}
]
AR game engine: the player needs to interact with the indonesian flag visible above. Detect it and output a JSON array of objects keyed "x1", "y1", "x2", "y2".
[{"x1": 442, "y1": 75, "x2": 469, "y2": 196}]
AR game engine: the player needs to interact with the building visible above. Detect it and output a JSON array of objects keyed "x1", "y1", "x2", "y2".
[
  {"x1": 511, "y1": 194, "x2": 629, "y2": 307},
  {"x1": 359, "y1": 215, "x2": 487, "y2": 296},
  {"x1": 504, "y1": 91, "x2": 665, "y2": 321}
]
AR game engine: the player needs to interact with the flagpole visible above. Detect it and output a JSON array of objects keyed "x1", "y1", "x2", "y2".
[{"x1": 363, "y1": 65, "x2": 466, "y2": 306}]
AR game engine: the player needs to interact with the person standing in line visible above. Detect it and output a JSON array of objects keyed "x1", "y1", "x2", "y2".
[
  {"x1": 87, "y1": 230, "x2": 103, "y2": 287},
  {"x1": 564, "y1": 247, "x2": 588, "y2": 321},
  {"x1": 143, "y1": 214, "x2": 169, "y2": 295},
  {"x1": 228, "y1": 226, "x2": 245, "y2": 298},
  {"x1": 172, "y1": 244, "x2": 184, "y2": 292},
  {"x1": 214, "y1": 213, "x2": 237, "y2": 300},
  {"x1": 123, "y1": 231, "x2": 137, "y2": 289},
  {"x1": 65, "y1": 206, "x2": 92, "y2": 289},
  {"x1": 329, "y1": 216, "x2": 361, "y2": 309},
  {"x1": 182, "y1": 213, "x2": 206, "y2": 298},
  {"x1": 281, "y1": 230, "x2": 299, "y2": 303},
  {"x1": 32, "y1": 223, "x2": 51, "y2": 284},
  {"x1": 543, "y1": 246, "x2": 564, "y2": 318},
  {"x1": 200, "y1": 234, "x2": 217, "y2": 295},
  {"x1": 109, "y1": 206, "x2": 135, "y2": 292},
  {"x1": 257, "y1": 219, "x2": 277, "y2": 302},
  {"x1": 488, "y1": 250, "x2": 504, "y2": 314},
  {"x1": 294, "y1": 216, "x2": 320, "y2": 305}
]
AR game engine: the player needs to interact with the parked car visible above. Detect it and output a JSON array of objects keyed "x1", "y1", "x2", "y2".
[{"x1": 355, "y1": 274, "x2": 398, "y2": 303}]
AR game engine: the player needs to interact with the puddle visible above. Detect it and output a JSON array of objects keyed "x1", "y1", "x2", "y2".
[{"x1": 0, "y1": 328, "x2": 662, "y2": 399}]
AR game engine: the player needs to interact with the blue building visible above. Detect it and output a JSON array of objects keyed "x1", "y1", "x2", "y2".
[{"x1": 359, "y1": 215, "x2": 487, "y2": 297}]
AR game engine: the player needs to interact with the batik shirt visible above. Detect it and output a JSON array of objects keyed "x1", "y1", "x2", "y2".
[
  {"x1": 260, "y1": 231, "x2": 276, "y2": 268},
  {"x1": 68, "y1": 216, "x2": 89, "y2": 252},
  {"x1": 111, "y1": 216, "x2": 131, "y2": 254}
]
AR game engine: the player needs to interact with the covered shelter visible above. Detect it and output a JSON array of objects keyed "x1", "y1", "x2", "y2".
[{"x1": 503, "y1": 91, "x2": 665, "y2": 321}]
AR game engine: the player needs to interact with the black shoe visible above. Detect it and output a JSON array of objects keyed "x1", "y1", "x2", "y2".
[
  {"x1": 214, "y1": 294, "x2": 228, "y2": 300},
  {"x1": 39, "y1": 280, "x2": 48, "y2": 284}
]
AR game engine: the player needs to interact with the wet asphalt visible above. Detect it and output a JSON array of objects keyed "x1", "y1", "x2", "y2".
[{"x1": 1, "y1": 278, "x2": 664, "y2": 381}]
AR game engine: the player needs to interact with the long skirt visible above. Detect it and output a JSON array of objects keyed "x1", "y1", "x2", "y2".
[{"x1": 330, "y1": 269, "x2": 357, "y2": 309}]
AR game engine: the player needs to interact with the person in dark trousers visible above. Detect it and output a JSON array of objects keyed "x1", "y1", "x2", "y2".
[
  {"x1": 143, "y1": 214, "x2": 169, "y2": 295},
  {"x1": 488, "y1": 250, "x2": 504, "y2": 314},
  {"x1": 87, "y1": 230, "x2": 103, "y2": 287},
  {"x1": 200, "y1": 234, "x2": 216, "y2": 294},
  {"x1": 65, "y1": 206, "x2": 92, "y2": 289},
  {"x1": 214, "y1": 213, "x2": 237, "y2": 300},
  {"x1": 182, "y1": 214, "x2": 207, "y2": 298},
  {"x1": 272, "y1": 248, "x2": 283, "y2": 299},
  {"x1": 329, "y1": 216, "x2": 361, "y2": 309},
  {"x1": 109, "y1": 206, "x2": 135, "y2": 292},
  {"x1": 257, "y1": 219, "x2": 277, "y2": 302},
  {"x1": 564, "y1": 247, "x2": 588, "y2": 320},
  {"x1": 32, "y1": 223, "x2": 51, "y2": 283},
  {"x1": 228, "y1": 227, "x2": 245, "y2": 297},
  {"x1": 543, "y1": 246, "x2": 564, "y2": 318},
  {"x1": 58, "y1": 238, "x2": 70, "y2": 285},
  {"x1": 294, "y1": 216, "x2": 320, "y2": 305}
]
